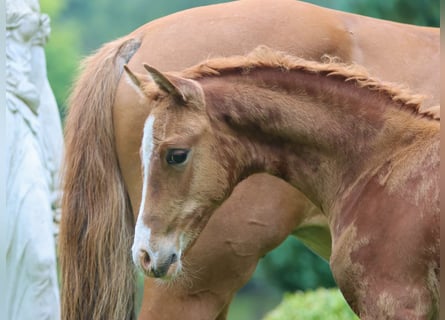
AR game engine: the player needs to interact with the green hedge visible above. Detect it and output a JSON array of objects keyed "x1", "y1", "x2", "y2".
[{"x1": 264, "y1": 288, "x2": 359, "y2": 320}]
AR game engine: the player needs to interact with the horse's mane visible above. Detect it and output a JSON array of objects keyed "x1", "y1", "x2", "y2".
[{"x1": 180, "y1": 46, "x2": 439, "y2": 120}]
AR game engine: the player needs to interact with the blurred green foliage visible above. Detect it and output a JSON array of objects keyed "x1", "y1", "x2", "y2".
[
  {"x1": 264, "y1": 288, "x2": 359, "y2": 320},
  {"x1": 44, "y1": 23, "x2": 80, "y2": 120},
  {"x1": 41, "y1": 0, "x2": 81, "y2": 118},
  {"x1": 256, "y1": 237, "x2": 335, "y2": 292}
]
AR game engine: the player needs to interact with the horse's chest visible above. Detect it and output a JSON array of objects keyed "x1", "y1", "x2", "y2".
[{"x1": 329, "y1": 177, "x2": 439, "y2": 318}]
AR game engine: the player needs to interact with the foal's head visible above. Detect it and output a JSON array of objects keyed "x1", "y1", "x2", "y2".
[{"x1": 125, "y1": 65, "x2": 231, "y2": 278}]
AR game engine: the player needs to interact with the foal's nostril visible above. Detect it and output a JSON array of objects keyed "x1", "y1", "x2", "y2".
[
  {"x1": 139, "y1": 250, "x2": 151, "y2": 271},
  {"x1": 170, "y1": 253, "x2": 177, "y2": 265},
  {"x1": 151, "y1": 252, "x2": 178, "y2": 278}
]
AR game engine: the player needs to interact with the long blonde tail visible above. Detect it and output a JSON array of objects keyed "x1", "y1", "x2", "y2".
[{"x1": 59, "y1": 37, "x2": 141, "y2": 320}]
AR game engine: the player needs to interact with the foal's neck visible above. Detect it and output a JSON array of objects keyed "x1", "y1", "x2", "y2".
[{"x1": 202, "y1": 68, "x2": 437, "y2": 212}]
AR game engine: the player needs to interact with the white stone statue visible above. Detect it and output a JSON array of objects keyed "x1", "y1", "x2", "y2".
[{"x1": 3, "y1": 0, "x2": 63, "y2": 318}]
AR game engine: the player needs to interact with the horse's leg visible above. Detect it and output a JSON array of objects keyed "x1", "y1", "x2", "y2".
[
  {"x1": 139, "y1": 278, "x2": 231, "y2": 320},
  {"x1": 138, "y1": 174, "x2": 306, "y2": 319}
]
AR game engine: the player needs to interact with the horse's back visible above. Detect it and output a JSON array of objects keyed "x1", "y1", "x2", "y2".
[{"x1": 127, "y1": 0, "x2": 438, "y2": 100}]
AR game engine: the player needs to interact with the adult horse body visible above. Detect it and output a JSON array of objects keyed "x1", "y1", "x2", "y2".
[
  {"x1": 60, "y1": 0, "x2": 439, "y2": 319},
  {"x1": 127, "y1": 47, "x2": 439, "y2": 319}
]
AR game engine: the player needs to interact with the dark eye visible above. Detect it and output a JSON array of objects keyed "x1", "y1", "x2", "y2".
[{"x1": 166, "y1": 149, "x2": 190, "y2": 165}]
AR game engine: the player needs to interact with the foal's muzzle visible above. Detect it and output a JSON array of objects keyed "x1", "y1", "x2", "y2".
[{"x1": 138, "y1": 248, "x2": 179, "y2": 278}]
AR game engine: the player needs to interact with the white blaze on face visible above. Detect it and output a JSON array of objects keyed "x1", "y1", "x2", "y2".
[
  {"x1": 138, "y1": 114, "x2": 155, "y2": 216},
  {"x1": 132, "y1": 115, "x2": 156, "y2": 267}
]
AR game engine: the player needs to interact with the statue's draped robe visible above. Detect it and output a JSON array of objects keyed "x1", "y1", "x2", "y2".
[{"x1": 4, "y1": 0, "x2": 63, "y2": 318}]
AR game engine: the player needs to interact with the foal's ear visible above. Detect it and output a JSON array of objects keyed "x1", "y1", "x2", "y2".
[
  {"x1": 123, "y1": 64, "x2": 149, "y2": 97},
  {"x1": 143, "y1": 64, "x2": 186, "y2": 103}
]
